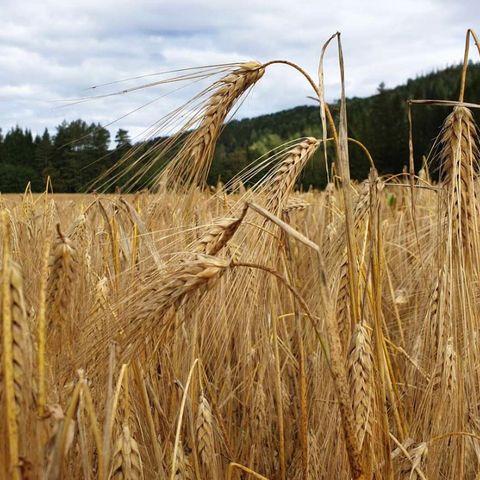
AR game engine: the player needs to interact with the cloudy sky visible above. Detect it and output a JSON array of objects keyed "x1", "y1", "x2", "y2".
[{"x1": 1, "y1": 0, "x2": 478, "y2": 141}]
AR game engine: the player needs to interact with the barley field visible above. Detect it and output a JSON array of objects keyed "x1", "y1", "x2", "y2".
[{"x1": 2, "y1": 31, "x2": 480, "y2": 480}]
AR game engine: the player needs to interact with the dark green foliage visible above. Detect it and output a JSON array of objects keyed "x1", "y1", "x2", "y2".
[
  {"x1": 0, "y1": 63, "x2": 479, "y2": 192},
  {"x1": 0, "y1": 120, "x2": 112, "y2": 193},
  {"x1": 0, "y1": 163, "x2": 43, "y2": 192},
  {"x1": 50, "y1": 120, "x2": 111, "y2": 192}
]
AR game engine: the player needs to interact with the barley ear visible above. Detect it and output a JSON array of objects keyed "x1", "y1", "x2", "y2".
[
  {"x1": 110, "y1": 425, "x2": 144, "y2": 480},
  {"x1": 193, "y1": 204, "x2": 248, "y2": 256},
  {"x1": 47, "y1": 224, "x2": 78, "y2": 329},
  {"x1": 196, "y1": 393, "x2": 216, "y2": 474},
  {"x1": 266, "y1": 137, "x2": 319, "y2": 215},
  {"x1": 173, "y1": 442, "x2": 193, "y2": 480},
  {"x1": 1, "y1": 212, "x2": 21, "y2": 480},
  {"x1": 347, "y1": 322, "x2": 373, "y2": 450},
  {"x1": 440, "y1": 106, "x2": 480, "y2": 261}
]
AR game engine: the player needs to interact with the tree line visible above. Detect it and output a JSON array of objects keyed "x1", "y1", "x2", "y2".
[
  {"x1": 1, "y1": 63, "x2": 479, "y2": 193},
  {"x1": 0, "y1": 120, "x2": 132, "y2": 192}
]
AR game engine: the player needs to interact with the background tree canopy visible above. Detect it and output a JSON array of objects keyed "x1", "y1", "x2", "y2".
[{"x1": 1, "y1": 63, "x2": 479, "y2": 193}]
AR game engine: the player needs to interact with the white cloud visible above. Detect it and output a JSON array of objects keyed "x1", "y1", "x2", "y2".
[{"x1": 0, "y1": 0, "x2": 478, "y2": 139}]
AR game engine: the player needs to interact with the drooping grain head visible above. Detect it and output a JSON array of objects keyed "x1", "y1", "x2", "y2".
[
  {"x1": 98, "y1": 255, "x2": 231, "y2": 364},
  {"x1": 160, "y1": 62, "x2": 265, "y2": 190},
  {"x1": 192, "y1": 204, "x2": 247, "y2": 256}
]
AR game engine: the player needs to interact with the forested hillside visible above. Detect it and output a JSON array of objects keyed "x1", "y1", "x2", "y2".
[{"x1": 1, "y1": 63, "x2": 479, "y2": 192}]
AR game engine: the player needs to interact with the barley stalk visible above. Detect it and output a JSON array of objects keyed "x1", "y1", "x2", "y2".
[{"x1": 1, "y1": 212, "x2": 21, "y2": 480}]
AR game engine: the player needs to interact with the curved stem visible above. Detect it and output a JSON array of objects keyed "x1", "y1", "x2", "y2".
[
  {"x1": 459, "y1": 29, "x2": 480, "y2": 102},
  {"x1": 231, "y1": 261, "x2": 330, "y2": 363},
  {"x1": 262, "y1": 59, "x2": 339, "y2": 146},
  {"x1": 170, "y1": 358, "x2": 199, "y2": 480},
  {"x1": 347, "y1": 138, "x2": 375, "y2": 170},
  {"x1": 262, "y1": 60, "x2": 321, "y2": 98},
  {"x1": 430, "y1": 431, "x2": 480, "y2": 444},
  {"x1": 459, "y1": 30, "x2": 470, "y2": 102}
]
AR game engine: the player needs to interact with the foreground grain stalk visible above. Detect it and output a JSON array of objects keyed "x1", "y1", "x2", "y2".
[{"x1": 1, "y1": 212, "x2": 21, "y2": 480}]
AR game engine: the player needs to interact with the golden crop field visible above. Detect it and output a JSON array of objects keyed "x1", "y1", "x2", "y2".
[{"x1": 1, "y1": 31, "x2": 480, "y2": 480}]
